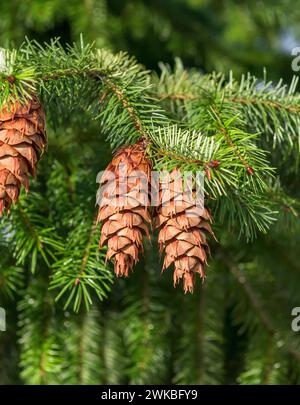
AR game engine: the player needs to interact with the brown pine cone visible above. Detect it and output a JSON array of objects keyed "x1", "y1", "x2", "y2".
[
  {"x1": 0, "y1": 99, "x2": 47, "y2": 215},
  {"x1": 97, "y1": 140, "x2": 152, "y2": 277},
  {"x1": 155, "y1": 169, "x2": 214, "y2": 293}
]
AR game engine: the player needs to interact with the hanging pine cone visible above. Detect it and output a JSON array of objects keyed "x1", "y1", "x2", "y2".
[
  {"x1": 155, "y1": 169, "x2": 214, "y2": 293},
  {"x1": 97, "y1": 140, "x2": 152, "y2": 277},
  {"x1": 0, "y1": 99, "x2": 47, "y2": 215}
]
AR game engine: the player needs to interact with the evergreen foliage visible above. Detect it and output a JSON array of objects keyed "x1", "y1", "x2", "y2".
[{"x1": 0, "y1": 0, "x2": 300, "y2": 386}]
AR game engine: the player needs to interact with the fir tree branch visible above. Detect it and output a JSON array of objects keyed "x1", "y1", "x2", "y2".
[
  {"x1": 75, "y1": 217, "x2": 98, "y2": 285},
  {"x1": 0, "y1": 193, "x2": 64, "y2": 272},
  {"x1": 224, "y1": 256, "x2": 300, "y2": 364},
  {"x1": 0, "y1": 39, "x2": 280, "y2": 240},
  {"x1": 101, "y1": 77, "x2": 148, "y2": 139},
  {"x1": 210, "y1": 105, "x2": 254, "y2": 173},
  {"x1": 225, "y1": 96, "x2": 300, "y2": 115},
  {"x1": 155, "y1": 62, "x2": 300, "y2": 171},
  {"x1": 159, "y1": 92, "x2": 300, "y2": 116},
  {"x1": 50, "y1": 209, "x2": 113, "y2": 312},
  {"x1": 17, "y1": 204, "x2": 44, "y2": 253}
]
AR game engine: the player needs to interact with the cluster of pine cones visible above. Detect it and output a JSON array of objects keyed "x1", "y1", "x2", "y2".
[
  {"x1": 0, "y1": 99, "x2": 214, "y2": 293},
  {"x1": 97, "y1": 141, "x2": 214, "y2": 293}
]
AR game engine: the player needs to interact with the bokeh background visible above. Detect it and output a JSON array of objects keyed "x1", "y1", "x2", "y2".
[
  {"x1": 1, "y1": 0, "x2": 299, "y2": 79},
  {"x1": 1, "y1": 0, "x2": 300, "y2": 385}
]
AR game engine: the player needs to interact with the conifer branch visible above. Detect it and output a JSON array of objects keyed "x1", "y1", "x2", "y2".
[
  {"x1": 160, "y1": 92, "x2": 300, "y2": 116},
  {"x1": 226, "y1": 257, "x2": 300, "y2": 364},
  {"x1": 50, "y1": 210, "x2": 113, "y2": 312},
  {"x1": 75, "y1": 218, "x2": 98, "y2": 286},
  {"x1": 101, "y1": 77, "x2": 148, "y2": 139}
]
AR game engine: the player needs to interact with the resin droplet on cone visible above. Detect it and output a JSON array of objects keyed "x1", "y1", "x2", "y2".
[
  {"x1": 97, "y1": 140, "x2": 152, "y2": 277},
  {"x1": 0, "y1": 99, "x2": 47, "y2": 215},
  {"x1": 155, "y1": 169, "x2": 214, "y2": 293}
]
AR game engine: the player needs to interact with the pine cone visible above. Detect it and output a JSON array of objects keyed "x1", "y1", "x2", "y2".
[
  {"x1": 97, "y1": 140, "x2": 152, "y2": 277},
  {"x1": 0, "y1": 99, "x2": 47, "y2": 215},
  {"x1": 155, "y1": 169, "x2": 214, "y2": 293}
]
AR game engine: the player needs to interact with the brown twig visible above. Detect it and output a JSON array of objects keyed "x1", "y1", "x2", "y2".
[
  {"x1": 102, "y1": 77, "x2": 148, "y2": 138},
  {"x1": 159, "y1": 92, "x2": 300, "y2": 115}
]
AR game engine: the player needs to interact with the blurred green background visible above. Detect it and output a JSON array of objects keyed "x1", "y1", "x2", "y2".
[
  {"x1": 1, "y1": 0, "x2": 299, "y2": 79},
  {"x1": 1, "y1": 0, "x2": 300, "y2": 385}
]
